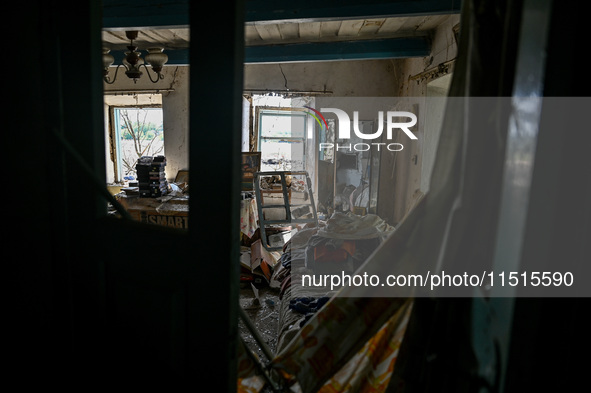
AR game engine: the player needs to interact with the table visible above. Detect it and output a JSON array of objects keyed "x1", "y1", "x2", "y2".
[
  {"x1": 119, "y1": 195, "x2": 189, "y2": 229},
  {"x1": 240, "y1": 197, "x2": 259, "y2": 238}
]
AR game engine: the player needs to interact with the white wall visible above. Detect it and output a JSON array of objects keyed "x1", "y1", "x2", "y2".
[
  {"x1": 244, "y1": 59, "x2": 401, "y2": 96},
  {"x1": 422, "y1": 73, "x2": 453, "y2": 193},
  {"x1": 377, "y1": 14, "x2": 460, "y2": 224},
  {"x1": 161, "y1": 67, "x2": 190, "y2": 180}
]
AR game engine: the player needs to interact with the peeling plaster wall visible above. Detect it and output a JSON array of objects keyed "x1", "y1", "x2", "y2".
[
  {"x1": 161, "y1": 67, "x2": 190, "y2": 180},
  {"x1": 244, "y1": 59, "x2": 401, "y2": 96},
  {"x1": 378, "y1": 15, "x2": 460, "y2": 225}
]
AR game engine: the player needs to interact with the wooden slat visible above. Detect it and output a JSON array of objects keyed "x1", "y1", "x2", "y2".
[
  {"x1": 299, "y1": 22, "x2": 321, "y2": 40},
  {"x1": 102, "y1": 28, "x2": 190, "y2": 50},
  {"x1": 415, "y1": 14, "x2": 450, "y2": 31},
  {"x1": 277, "y1": 23, "x2": 300, "y2": 41},
  {"x1": 358, "y1": 18, "x2": 386, "y2": 35},
  {"x1": 140, "y1": 30, "x2": 174, "y2": 47},
  {"x1": 163, "y1": 28, "x2": 190, "y2": 44},
  {"x1": 245, "y1": 25, "x2": 263, "y2": 43},
  {"x1": 337, "y1": 19, "x2": 366, "y2": 37},
  {"x1": 102, "y1": 11, "x2": 456, "y2": 52},
  {"x1": 244, "y1": 36, "x2": 430, "y2": 63},
  {"x1": 399, "y1": 15, "x2": 433, "y2": 31},
  {"x1": 319, "y1": 20, "x2": 343, "y2": 38},
  {"x1": 255, "y1": 23, "x2": 283, "y2": 41},
  {"x1": 378, "y1": 17, "x2": 410, "y2": 34},
  {"x1": 103, "y1": 31, "x2": 130, "y2": 46}
]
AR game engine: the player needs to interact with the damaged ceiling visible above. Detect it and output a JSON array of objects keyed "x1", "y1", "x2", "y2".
[{"x1": 102, "y1": 0, "x2": 461, "y2": 64}]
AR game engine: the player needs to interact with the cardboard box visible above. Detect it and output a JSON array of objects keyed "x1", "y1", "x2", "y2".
[{"x1": 121, "y1": 196, "x2": 189, "y2": 229}]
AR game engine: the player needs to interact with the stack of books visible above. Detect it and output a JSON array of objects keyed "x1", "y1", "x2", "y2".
[{"x1": 136, "y1": 155, "x2": 168, "y2": 198}]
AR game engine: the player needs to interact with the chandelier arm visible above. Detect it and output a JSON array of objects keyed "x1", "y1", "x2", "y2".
[
  {"x1": 140, "y1": 64, "x2": 162, "y2": 83},
  {"x1": 104, "y1": 65, "x2": 122, "y2": 84}
]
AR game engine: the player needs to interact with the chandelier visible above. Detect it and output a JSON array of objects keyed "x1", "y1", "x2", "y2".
[{"x1": 102, "y1": 31, "x2": 168, "y2": 84}]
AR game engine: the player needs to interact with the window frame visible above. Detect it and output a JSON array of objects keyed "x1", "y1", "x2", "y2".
[
  {"x1": 256, "y1": 106, "x2": 309, "y2": 172},
  {"x1": 108, "y1": 104, "x2": 164, "y2": 182}
]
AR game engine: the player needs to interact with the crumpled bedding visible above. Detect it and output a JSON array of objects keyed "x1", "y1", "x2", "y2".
[
  {"x1": 273, "y1": 213, "x2": 395, "y2": 354},
  {"x1": 275, "y1": 244, "x2": 336, "y2": 353},
  {"x1": 317, "y1": 212, "x2": 395, "y2": 240},
  {"x1": 238, "y1": 211, "x2": 402, "y2": 393}
]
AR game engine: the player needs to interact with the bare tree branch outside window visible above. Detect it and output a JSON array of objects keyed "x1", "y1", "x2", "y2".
[{"x1": 117, "y1": 108, "x2": 164, "y2": 177}]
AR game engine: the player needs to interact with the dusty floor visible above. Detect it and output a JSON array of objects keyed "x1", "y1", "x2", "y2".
[{"x1": 238, "y1": 283, "x2": 281, "y2": 362}]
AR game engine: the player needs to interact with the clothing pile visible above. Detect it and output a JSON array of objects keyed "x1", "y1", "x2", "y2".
[
  {"x1": 273, "y1": 227, "x2": 317, "y2": 300},
  {"x1": 288, "y1": 296, "x2": 330, "y2": 327},
  {"x1": 305, "y1": 212, "x2": 395, "y2": 274},
  {"x1": 271, "y1": 212, "x2": 396, "y2": 353},
  {"x1": 272, "y1": 212, "x2": 395, "y2": 330}
]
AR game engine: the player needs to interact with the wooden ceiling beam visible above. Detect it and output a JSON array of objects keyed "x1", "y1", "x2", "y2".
[
  {"x1": 107, "y1": 35, "x2": 430, "y2": 65},
  {"x1": 243, "y1": 36, "x2": 431, "y2": 63},
  {"x1": 102, "y1": 0, "x2": 461, "y2": 29}
]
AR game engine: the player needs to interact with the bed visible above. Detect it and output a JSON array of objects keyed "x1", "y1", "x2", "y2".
[
  {"x1": 238, "y1": 212, "x2": 411, "y2": 392},
  {"x1": 271, "y1": 212, "x2": 396, "y2": 354}
]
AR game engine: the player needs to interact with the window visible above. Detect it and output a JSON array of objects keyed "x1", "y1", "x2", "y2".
[
  {"x1": 108, "y1": 106, "x2": 164, "y2": 182},
  {"x1": 257, "y1": 109, "x2": 307, "y2": 172}
]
